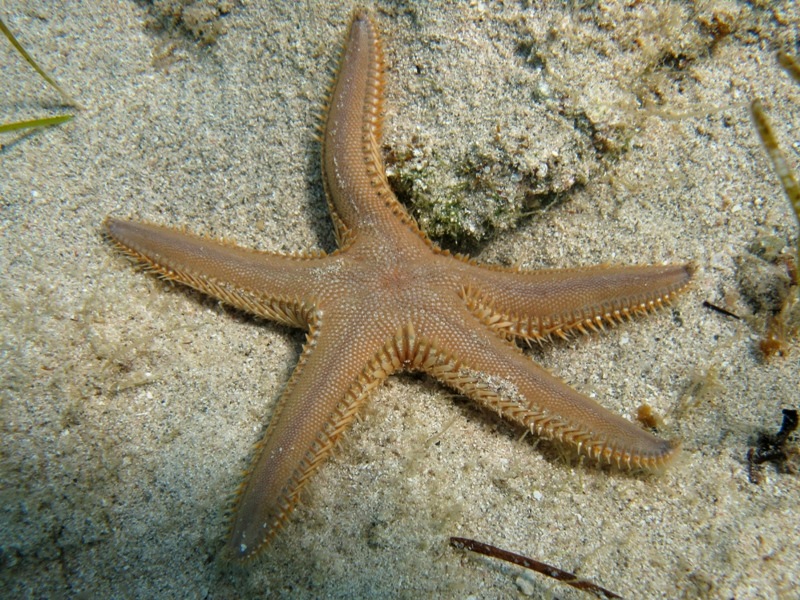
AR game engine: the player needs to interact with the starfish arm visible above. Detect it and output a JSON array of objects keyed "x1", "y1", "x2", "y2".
[
  {"x1": 415, "y1": 308, "x2": 678, "y2": 471},
  {"x1": 321, "y1": 11, "x2": 428, "y2": 248},
  {"x1": 460, "y1": 262, "x2": 693, "y2": 341},
  {"x1": 105, "y1": 217, "x2": 328, "y2": 327},
  {"x1": 227, "y1": 316, "x2": 407, "y2": 560}
]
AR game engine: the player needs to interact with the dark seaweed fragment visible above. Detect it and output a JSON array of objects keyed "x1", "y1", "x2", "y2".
[{"x1": 747, "y1": 409, "x2": 799, "y2": 484}]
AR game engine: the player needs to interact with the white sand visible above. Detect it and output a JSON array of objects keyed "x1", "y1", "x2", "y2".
[{"x1": 2, "y1": 1, "x2": 798, "y2": 598}]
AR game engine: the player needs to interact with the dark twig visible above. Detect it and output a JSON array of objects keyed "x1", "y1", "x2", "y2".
[
  {"x1": 450, "y1": 537, "x2": 622, "y2": 599},
  {"x1": 702, "y1": 300, "x2": 741, "y2": 320}
]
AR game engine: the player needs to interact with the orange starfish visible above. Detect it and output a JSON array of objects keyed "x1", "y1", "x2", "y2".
[{"x1": 105, "y1": 10, "x2": 692, "y2": 560}]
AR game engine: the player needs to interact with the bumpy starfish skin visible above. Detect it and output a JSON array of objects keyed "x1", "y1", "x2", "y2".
[{"x1": 105, "y1": 11, "x2": 692, "y2": 560}]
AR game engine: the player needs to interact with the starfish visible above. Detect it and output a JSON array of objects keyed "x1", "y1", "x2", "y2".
[{"x1": 105, "y1": 10, "x2": 692, "y2": 560}]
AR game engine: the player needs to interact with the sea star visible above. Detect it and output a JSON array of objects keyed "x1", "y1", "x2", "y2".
[{"x1": 105, "y1": 10, "x2": 692, "y2": 560}]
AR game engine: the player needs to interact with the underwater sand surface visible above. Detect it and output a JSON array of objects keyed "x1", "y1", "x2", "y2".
[{"x1": 1, "y1": 1, "x2": 798, "y2": 598}]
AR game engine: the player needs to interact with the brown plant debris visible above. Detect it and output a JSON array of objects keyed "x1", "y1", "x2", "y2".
[{"x1": 450, "y1": 536, "x2": 622, "y2": 599}]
